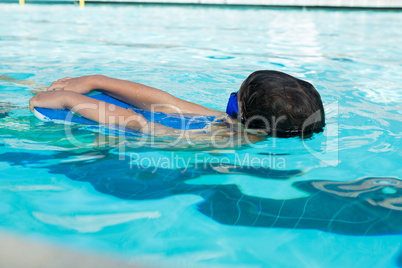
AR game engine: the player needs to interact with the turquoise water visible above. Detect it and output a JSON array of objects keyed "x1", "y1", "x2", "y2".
[{"x1": 1, "y1": 3, "x2": 401, "y2": 267}]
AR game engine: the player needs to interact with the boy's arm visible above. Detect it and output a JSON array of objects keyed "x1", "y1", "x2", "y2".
[
  {"x1": 30, "y1": 91, "x2": 148, "y2": 132},
  {"x1": 29, "y1": 90, "x2": 195, "y2": 136},
  {"x1": 47, "y1": 75, "x2": 222, "y2": 116}
]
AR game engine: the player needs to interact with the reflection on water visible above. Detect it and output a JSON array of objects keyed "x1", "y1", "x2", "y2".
[
  {"x1": 0, "y1": 102, "x2": 17, "y2": 119},
  {"x1": 0, "y1": 151, "x2": 400, "y2": 236},
  {"x1": 311, "y1": 178, "x2": 402, "y2": 211}
]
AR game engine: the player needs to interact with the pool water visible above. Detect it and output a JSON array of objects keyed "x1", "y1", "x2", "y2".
[{"x1": 0, "y1": 3, "x2": 401, "y2": 267}]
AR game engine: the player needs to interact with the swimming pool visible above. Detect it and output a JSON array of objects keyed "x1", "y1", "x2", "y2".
[{"x1": 0, "y1": 3, "x2": 401, "y2": 267}]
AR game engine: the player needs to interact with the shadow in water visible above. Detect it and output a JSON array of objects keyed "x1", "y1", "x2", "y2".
[
  {"x1": 0, "y1": 151, "x2": 401, "y2": 236},
  {"x1": 397, "y1": 249, "x2": 402, "y2": 268}
]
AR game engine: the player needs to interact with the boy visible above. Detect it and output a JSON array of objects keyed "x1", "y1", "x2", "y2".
[{"x1": 29, "y1": 70, "x2": 325, "y2": 138}]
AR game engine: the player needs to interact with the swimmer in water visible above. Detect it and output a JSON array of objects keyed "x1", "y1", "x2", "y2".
[{"x1": 28, "y1": 70, "x2": 325, "y2": 139}]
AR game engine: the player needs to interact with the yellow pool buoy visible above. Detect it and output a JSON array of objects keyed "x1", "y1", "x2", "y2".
[
  {"x1": 19, "y1": 0, "x2": 25, "y2": 5},
  {"x1": 79, "y1": 0, "x2": 85, "y2": 7}
]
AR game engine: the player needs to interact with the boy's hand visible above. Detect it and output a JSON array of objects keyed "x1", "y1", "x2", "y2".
[
  {"x1": 29, "y1": 91, "x2": 75, "y2": 112},
  {"x1": 46, "y1": 75, "x2": 100, "y2": 94}
]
